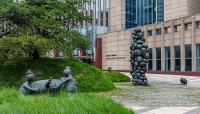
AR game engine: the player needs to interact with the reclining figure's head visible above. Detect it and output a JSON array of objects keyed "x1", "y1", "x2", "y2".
[
  {"x1": 63, "y1": 67, "x2": 71, "y2": 77},
  {"x1": 26, "y1": 70, "x2": 35, "y2": 82}
]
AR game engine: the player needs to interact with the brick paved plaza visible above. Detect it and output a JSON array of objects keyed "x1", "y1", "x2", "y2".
[{"x1": 108, "y1": 73, "x2": 200, "y2": 114}]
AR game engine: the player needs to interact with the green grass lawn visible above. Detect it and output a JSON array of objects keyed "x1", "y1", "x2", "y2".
[
  {"x1": 0, "y1": 88, "x2": 134, "y2": 114},
  {"x1": 0, "y1": 58, "x2": 135, "y2": 113},
  {"x1": 105, "y1": 72, "x2": 130, "y2": 82},
  {"x1": 0, "y1": 58, "x2": 115, "y2": 92}
]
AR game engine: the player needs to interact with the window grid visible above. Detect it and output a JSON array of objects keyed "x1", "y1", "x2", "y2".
[
  {"x1": 185, "y1": 45, "x2": 192, "y2": 71},
  {"x1": 165, "y1": 47, "x2": 170, "y2": 71},
  {"x1": 156, "y1": 47, "x2": 161, "y2": 71},
  {"x1": 125, "y1": 0, "x2": 164, "y2": 28},
  {"x1": 174, "y1": 46, "x2": 181, "y2": 71},
  {"x1": 148, "y1": 48, "x2": 153, "y2": 70},
  {"x1": 197, "y1": 44, "x2": 200, "y2": 72}
]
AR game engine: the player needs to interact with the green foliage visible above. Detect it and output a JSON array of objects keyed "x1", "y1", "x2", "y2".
[
  {"x1": 0, "y1": 58, "x2": 115, "y2": 92},
  {"x1": 105, "y1": 72, "x2": 130, "y2": 82},
  {"x1": 0, "y1": 0, "x2": 13, "y2": 16},
  {"x1": 0, "y1": 36, "x2": 52, "y2": 58},
  {"x1": 0, "y1": 88, "x2": 134, "y2": 114},
  {"x1": 56, "y1": 31, "x2": 90, "y2": 59},
  {"x1": 0, "y1": 0, "x2": 91, "y2": 59}
]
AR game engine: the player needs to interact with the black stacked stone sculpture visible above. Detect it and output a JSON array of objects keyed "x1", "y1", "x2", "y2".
[{"x1": 130, "y1": 28, "x2": 149, "y2": 86}]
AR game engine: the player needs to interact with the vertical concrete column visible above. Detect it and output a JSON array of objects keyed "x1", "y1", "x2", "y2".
[
  {"x1": 93, "y1": 0, "x2": 96, "y2": 24},
  {"x1": 98, "y1": 0, "x2": 101, "y2": 26},
  {"x1": 170, "y1": 20, "x2": 175, "y2": 71},
  {"x1": 152, "y1": 26, "x2": 156, "y2": 71},
  {"x1": 84, "y1": 2, "x2": 87, "y2": 28},
  {"x1": 144, "y1": 27, "x2": 148, "y2": 39},
  {"x1": 107, "y1": 0, "x2": 110, "y2": 29},
  {"x1": 121, "y1": 0, "x2": 126, "y2": 30},
  {"x1": 143, "y1": 27, "x2": 148, "y2": 69},
  {"x1": 161, "y1": 23, "x2": 165, "y2": 71},
  {"x1": 88, "y1": 0, "x2": 91, "y2": 17},
  {"x1": 192, "y1": 16, "x2": 197, "y2": 72},
  {"x1": 181, "y1": 18, "x2": 185, "y2": 71},
  {"x1": 86, "y1": 1, "x2": 91, "y2": 26},
  {"x1": 103, "y1": 0, "x2": 106, "y2": 26}
]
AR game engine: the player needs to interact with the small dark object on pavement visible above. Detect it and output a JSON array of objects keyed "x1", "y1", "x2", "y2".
[
  {"x1": 108, "y1": 67, "x2": 112, "y2": 72},
  {"x1": 180, "y1": 77, "x2": 187, "y2": 85}
]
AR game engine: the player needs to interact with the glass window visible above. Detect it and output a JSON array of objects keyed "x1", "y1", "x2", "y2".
[
  {"x1": 135, "y1": 0, "x2": 163, "y2": 27},
  {"x1": 156, "y1": 48, "x2": 161, "y2": 59},
  {"x1": 106, "y1": 0, "x2": 109, "y2": 10},
  {"x1": 100, "y1": 0, "x2": 104, "y2": 20},
  {"x1": 100, "y1": 19, "x2": 103, "y2": 26},
  {"x1": 96, "y1": 0, "x2": 98, "y2": 19},
  {"x1": 101, "y1": 0, "x2": 104, "y2": 11},
  {"x1": 156, "y1": 28, "x2": 161, "y2": 35},
  {"x1": 106, "y1": 0, "x2": 109, "y2": 27},
  {"x1": 85, "y1": 2, "x2": 88, "y2": 15},
  {"x1": 174, "y1": 46, "x2": 181, "y2": 71},
  {"x1": 148, "y1": 48, "x2": 152, "y2": 70},
  {"x1": 125, "y1": 0, "x2": 164, "y2": 28},
  {"x1": 197, "y1": 21, "x2": 200, "y2": 29},
  {"x1": 156, "y1": 47, "x2": 161, "y2": 71},
  {"x1": 91, "y1": 0, "x2": 93, "y2": 7},
  {"x1": 185, "y1": 45, "x2": 192, "y2": 71},
  {"x1": 147, "y1": 30, "x2": 152, "y2": 36},
  {"x1": 165, "y1": 47, "x2": 170, "y2": 71},
  {"x1": 106, "y1": 12, "x2": 108, "y2": 26},
  {"x1": 197, "y1": 44, "x2": 200, "y2": 72},
  {"x1": 125, "y1": 0, "x2": 136, "y2": 28}
]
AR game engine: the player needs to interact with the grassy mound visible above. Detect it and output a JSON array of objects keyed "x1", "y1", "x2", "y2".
[
  {"x1": 105, "y1": 72, "x2": 130, "y2": 82},
  {"x1": 0, "y1": 88, "x2": 134, "y2": 114},
  {"x1": 0, "y1": 58, "x2": 115, "y2": 92}
]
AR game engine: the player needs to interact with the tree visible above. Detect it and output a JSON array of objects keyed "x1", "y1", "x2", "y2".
[
  {"x1": 54, "y1": 30, "x2": 90, "y2": 59},
  {"x1": 0, "y1": 0, "x2": 91, "y2": 59},
  {"x1": 0, "y1": 36, "x2": 51, "y2": 58}
]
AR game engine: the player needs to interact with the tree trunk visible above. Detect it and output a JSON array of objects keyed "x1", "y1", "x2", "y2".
[
  {"x1": 66, "y1": 47, "x2": 73, "y2": 60},
  {"x1": 53, "y1": 49, "x2": 59, "y2": 57},
  {"x1": 32, "y1": 48, "x2": 40, "y2": 60}
]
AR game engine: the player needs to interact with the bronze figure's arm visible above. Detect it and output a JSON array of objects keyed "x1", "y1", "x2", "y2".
[
  {"x1": 45, "y1": 77, "x2": 52, "y2": 88},
  {"x1": 53, "y1": 77, "x2": 71, "y2": 90},
  {"x1": 24, "y1": 83, "x2": 40, "y2": 92}
]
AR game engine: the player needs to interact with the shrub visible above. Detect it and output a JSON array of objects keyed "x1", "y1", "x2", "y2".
[
  {"x1": 0, "y1": 36, "x2": 52, "y2": 59},
  {"x1": 105, "y1": 72, "x2": 130, "y2": 82}
]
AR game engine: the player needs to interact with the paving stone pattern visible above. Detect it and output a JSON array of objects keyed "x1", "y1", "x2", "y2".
[{"x1": 108, "y1": 73, "x2": 200, "y2": 114}]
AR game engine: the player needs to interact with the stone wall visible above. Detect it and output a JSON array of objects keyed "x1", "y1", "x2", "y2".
[
  {"x1": 164, "y1": 0, "x2": 200, "y2": 21},
  {"x1": 98, "y1": 30, "x2": 132, "y2": 71}
]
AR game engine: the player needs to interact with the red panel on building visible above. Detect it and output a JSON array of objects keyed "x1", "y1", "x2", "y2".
[{"x1": 95, "y1": 38, "x2": 102, "y2": 69}]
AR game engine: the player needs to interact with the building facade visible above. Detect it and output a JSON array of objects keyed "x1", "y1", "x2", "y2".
[
  {"x1": 80, "y1": 0, "x2": 110, "y2": 35},
  {"x1": 164, "y1": 0, "x2": 200, "y2": 21},
  {"x1": 126, "y1": 0, "x2": 164, "y2": 28},
  {"x1": 144, "y1": 15, "x2": 200, "y2": 72},
  {"x1": 77, "y1": 0, "x2": 110, "y2": 57},
  {"x1": 95, "y1": 0, "x2": 200, "y2": 74}
]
